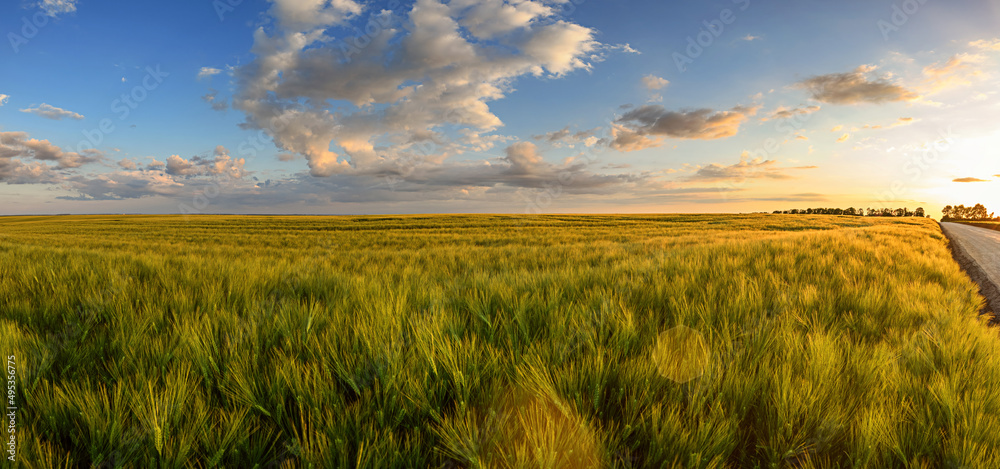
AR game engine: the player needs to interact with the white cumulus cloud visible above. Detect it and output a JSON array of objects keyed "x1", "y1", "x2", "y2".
[
  {"x1": 197, "y1": 67, "x2": 223, "y2": 79},
  {"x1": 38, "y1": 0, "x2": 76, "y2": 17},
  {"x1": 233, "y1": 0, "x2": 603, "y2": 177},
  {"x1": 642, "y1": 75, "x2": 669, "y2": 91},
  {"x1": 20, "y1": 103, "x2": 85, "y2": 120}
]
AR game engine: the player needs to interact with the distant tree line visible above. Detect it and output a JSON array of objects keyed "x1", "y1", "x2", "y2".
[
  {"x1": 941, "y1": 204, "x2": 997, "y2": 221},
  {"x1": 772, "y1": 207, "x2": 927, "y2": 217}
]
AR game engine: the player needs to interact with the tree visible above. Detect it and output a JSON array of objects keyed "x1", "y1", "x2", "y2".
[
  {"x1": 940, "y1": 203, "x2": 998, "y2": 221},
  {"x1": 972, "y1": 203, "x2": 989, "y2": 220},
  {"x1": 770, "y1": 205, "x2": 973, "y2": 219}
]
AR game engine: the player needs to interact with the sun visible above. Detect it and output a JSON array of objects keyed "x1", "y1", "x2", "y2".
[{"x1": 941, "y1": 131, "x2": 1000, "y2": 208}]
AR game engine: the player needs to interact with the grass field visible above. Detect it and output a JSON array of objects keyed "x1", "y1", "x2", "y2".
[{"x1": 2, "y1": 214, "x2": 999, "y2": 468}]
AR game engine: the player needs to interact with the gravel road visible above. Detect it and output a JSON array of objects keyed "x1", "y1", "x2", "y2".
[{"x1": 940, "y1": 222, "x2": 1000, "y2": 317}]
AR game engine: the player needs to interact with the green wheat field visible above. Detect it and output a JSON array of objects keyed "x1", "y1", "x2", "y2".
[{"x1": 1, "y1": 214, "x2": 998, "y2": 468}]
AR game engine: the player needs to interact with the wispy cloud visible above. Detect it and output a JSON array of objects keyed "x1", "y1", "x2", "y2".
[
  {"x1": 969, "y1": 38, "x2": 1000, "y2": 51},
  {"x1": 686, "y1": 155, "x2": 817, "y2": 182},
  {"x1": 0, "y1": 94, "x2": 8, "y2": 106},
  {"x1": 922, "y1": 53, "x2": 987, "y2": 94},
  {"x1": 854, "y1": 117, "x2": 917, "y2": 131},
  {"x1": 201, "y1": 90, "x2": 228, "y2": 111},
  {"x1": 749, "y1": 193, "x2": 828, "y2": 202},
  {"x1": 612, "y1": 104, "x2": 759, "y2": 151},
  {"x1": 197, "y1": 67, "x2": 223, "y2": 80},
  {"x1": 953, "y1": 177, "x2": 990, "y2": 183},
  {"x1": 795, "y1": 65, "x2": 919, "y2": 105},
  {"x1": 38, "y1": 0, "x2": 76, "y2": 17},
  {"x1": 532, "y1": 126, "x2": 603, "y2": 148},
  {"x1": 761, "y1": 105, "x2": 820, "y2": 121},
  {"x1": 20, "y1": 103, "x2": 85, "y2": 120}
]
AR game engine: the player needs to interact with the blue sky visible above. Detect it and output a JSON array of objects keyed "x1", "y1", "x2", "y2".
[{"x1": 1, "y1": 0, "x2": 998, "y2": 215}]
